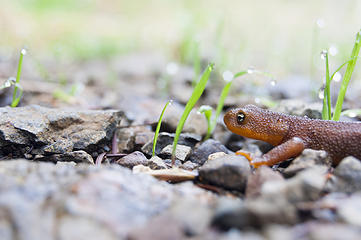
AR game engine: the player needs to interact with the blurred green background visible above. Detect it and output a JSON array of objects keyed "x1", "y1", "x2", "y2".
[{"x1": 1, "y1": 0, "x2": 361, "y2": 79}]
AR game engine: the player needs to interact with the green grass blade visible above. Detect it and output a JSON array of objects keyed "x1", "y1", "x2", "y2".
[
  {"x1": 234, "y1": 70, "x2": 248, "y2": 78},
  {"x1": 321, "y1": 51, "x2": 331, "y2": 120},
  {"x1": 330, "y1": 58, "x2": 354, "y2": 80},
  {"x1": 152, "y1": 100, "x2": 172, "y2": 157},
  {"x1": 11, "y1": 49, "x2": 26, "y2": 107},
  {"x1": 333, "y1": 30, "x2": 361, "y2": 121},
  {"x1": 205, "y1": 70, "x2": 247, "y2": 140},
  {"x1": 199, "y1": 105, "x2": 213, "y2": 140},
  {"x1": 171, "y1": 63, "x2": 214, "y2": 165}
]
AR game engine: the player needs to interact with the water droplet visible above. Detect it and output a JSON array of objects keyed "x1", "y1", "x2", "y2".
[
  {"x1": 247, "y1": 66, "x2": 255, "y2": 74},
  {"x1": 8, "y1": 77, "x2": 16, "y2": 83},
  {"x1": 21, "y1": 49, "x2": 27, "y2": 55},
  {"x1": 166, "y1": 62, "x2": 178, "y2": 75},
  {"x1": 222, "y1": 70, "x2": 234, "y2": 82},
  {"x1": 333, "y1": 72, "x2": 342, "y2": 82},
  {"x1": 318, "y1": 87, "x2": 325, "y2": 99},
  {"x1": 329, "y1": 45, "x2": 338, "y2": 56},
  {"x1": 316, "y1": 18, "x2": 325, "y2": 28},
  {"x1": 348, "y1": 112, "x2": 357, "y2": 118},
  {"x1": 269, "y1": 79, "x2": 277, "y2": 86},
  {"x1": 254, "y1": 97, "x2": 261, "y2": 104},
  {"x1": 320, "y1": 50, "x2": 328, "y2": 60},
  {"x1": 168, "y1": 99, "x2": 174, "y2": 106}
]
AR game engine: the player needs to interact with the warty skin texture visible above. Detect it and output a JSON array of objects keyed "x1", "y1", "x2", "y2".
[{"x1": 224, "y1": 105, "x2": 361, "y2": 167}]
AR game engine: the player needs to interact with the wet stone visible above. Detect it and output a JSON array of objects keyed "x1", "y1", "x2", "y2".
[
  {"x1": 245, "y1": 196, "x2": 298, "y2": 227},
  {"x1": 117, "y1": 127, "x2": 135, "y2": 153},
  {"x1": 298, "y1": 222, "x2": 361, "y2": 240},
  {"x1": 42, "y1": 139, "x2": 74, "y2": 154},
  {"x1": 126, "y1": 215, "x2": 184, "y2": 240},
  {"x1": 212, "y1": 195, "x2": 297, "y2": 230},
  {"x1": 283, "y1": 149, "x2": 332, "y2": 178},
  {"x1": 159, "y1": 144, "x2": 191, "y2": 162},
  {"x1": 198, "y1": 155, "x2": 251, "y2": 191},
  {"x1": 0, "y1": 159, "x2": 217, "y2": 239},
  {"x1": 36, "y1": 150, "x2": 94, "y2": 164},
  {"x1": 163, "y1": 159, "x2": 182, "y2": 168},
  {"x1": 147, "y1": 156, "x2": 167, "y2": 170},
  {"x1": 141, "y1": 132, "x2": 201, "y2": 157},
  {"x1": 0, "y1": 105, "x2": 122, "y2": 158},
  {"x1": 327, "y1": 156, "x2": 361, "y2": 193},
  {"x1": 134, "y1": 131, "x2": 154, "y2": 151},
  {"x1": 262, "y1": 166, "x2": 328, "y2": 203},
  {"x1": 245, "y1": 166, "x2": 284, "y2": 199},
  {"x1": 190, "y1": 139, "x2": 230, "y2": 165},
  {"x1": 167, "y1": 198, "x2": 214, "y2": 236},
  {"x1": 116, "y1": 151, "x2": 148, "y2": 168},
  {"x1": 208, "y1": 152, "x2": 227, "y2": 161},
  {"x1": 336, "y1": 192, "x2": 361, "y2": 227},
  {"x1": 181, "y1": 161, "x2": 199, "y2": 171},
  {"x1": 211, "y1": 197, "x2": 246, "y2": 231}
]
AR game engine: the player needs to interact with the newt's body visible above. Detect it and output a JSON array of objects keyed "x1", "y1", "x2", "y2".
[{"x1": 224, "y1": 105, "x2": 361, "y2": 167}]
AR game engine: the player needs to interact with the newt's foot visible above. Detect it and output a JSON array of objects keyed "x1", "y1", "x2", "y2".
[
  {"x1": 235, "y1": 151, "x2": 252, "y2": 162},
  {"x1": 249, "y1": 157, "x2": 272, "y2": 168}
]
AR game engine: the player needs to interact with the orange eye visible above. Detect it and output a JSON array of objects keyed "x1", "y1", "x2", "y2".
[{"x1": 237, "y1": 112, "x2": 246, "y2": 124}]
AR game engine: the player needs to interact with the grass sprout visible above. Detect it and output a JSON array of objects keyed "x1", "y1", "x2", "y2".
[
  {"x1": 152, "y1": 100, "x2": 172, "y2": 157},
  {"x1": 199, "y1": 70, "x2": 249, "y2": 140},
  {"x1": 198, "y1": 105, "x2": 213, "y2": 139},
  {"x1": 332, "y1": 30, "x2": 361, "y2": 120},
  {"x1": 321, "y1": 50, "x2": 331, "y2": 120},
  {"x1": 171, "y1": 63, "x2": 214, "y2": 165},
  {"x1": 11, "y1": 48, "x2": 27, "y2": 107}
]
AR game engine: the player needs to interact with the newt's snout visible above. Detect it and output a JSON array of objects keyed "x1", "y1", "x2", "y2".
[{"x1": 223, "y1": 109, "x2": 235, "y2": 129}]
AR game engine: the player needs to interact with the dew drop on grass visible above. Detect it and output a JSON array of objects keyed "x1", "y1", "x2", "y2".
[
  {"x1": 168, "y1": 99, "x2": 174, "y2": 106},
  {"x1": 320, "y1": 50, "x2": 328, "y2": 60},
  {"x1": 247, "y1": 66, "x2": 255, "y2": 74},
  {"x1": 329, "y1": 45, "x2": 338, "y2": 56},
  {"x1": 333, "y1": 72, "x2": 342, "y2": 82},
  {"x1": 21, "y1": 49, "x2": 27, "y2": 55},
  {"x1": 166, "y1": 62, "x2": 178, "y2": 76},
  {"x1": 316, "y1": 18, "x2": 325, "y2": 28},
  {"x1": 348, "y1": 112, "x2": 357, "y2": 118},
  {"x1": 222, "y1": 70, "x2": 234, "y2": 82}
]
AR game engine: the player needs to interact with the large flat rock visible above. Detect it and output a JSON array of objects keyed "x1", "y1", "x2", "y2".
[{"x1": 0, "y1": 105, "x2": 123, "y2": 158}]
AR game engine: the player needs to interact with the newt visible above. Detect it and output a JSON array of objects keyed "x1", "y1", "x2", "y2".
[{"x1": 223, "y1": 104, "x2": 361, "y2": 167}]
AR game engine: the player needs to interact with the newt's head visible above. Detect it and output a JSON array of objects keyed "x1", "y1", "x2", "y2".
[{"x1": 223, "y1": 105, "x2": 289, "y2": 146}]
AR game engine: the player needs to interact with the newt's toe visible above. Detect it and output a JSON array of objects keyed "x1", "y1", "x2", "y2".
[{"x1": 235, "y1": 151, "x2": 252, "y2": 162}]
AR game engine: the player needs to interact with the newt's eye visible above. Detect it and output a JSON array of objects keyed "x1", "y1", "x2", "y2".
[{"x1": 237, "y1": 112, "x2": 246, "y2": 124}]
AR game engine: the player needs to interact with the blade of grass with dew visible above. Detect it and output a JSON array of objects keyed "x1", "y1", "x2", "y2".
[
  {"x1": 321, "y1": 51, "x2": 331, "y2": 120},
  {"x1": 152, "y1": 100, "x2": 172, "y2": 157},
  {"x1": 330, "y1": 58, "x2": 356, "y2": 81},
  {"x1": 205, "y1": 70, "x2": 248, "y2": 140},
  {"x1": 333, "y1": 30, "x2": 361, "y2": 121},
  {"x1": 11, "y1": 49, "x2": 26, "y2": 107},
  {"x1": 171, "y1": 63, "x2": 214, "y2": 165}
]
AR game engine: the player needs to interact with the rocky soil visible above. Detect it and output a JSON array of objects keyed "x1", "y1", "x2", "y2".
[{"x1": 0, "y1": 53, "x2": 361, "y2": 240}]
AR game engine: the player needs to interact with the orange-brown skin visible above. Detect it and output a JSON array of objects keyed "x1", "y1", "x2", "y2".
[{"x1": 224, "y1": 105, "x2": 361, "y2": 167}]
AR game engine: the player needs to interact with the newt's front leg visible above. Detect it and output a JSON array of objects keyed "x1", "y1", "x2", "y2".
[{"x1": 249, "y1": 137, "x2": 305, "y2": 168}]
